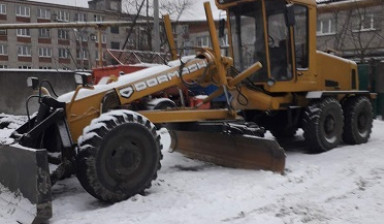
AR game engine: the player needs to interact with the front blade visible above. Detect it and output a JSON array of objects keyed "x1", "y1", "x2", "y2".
[
  {"x1": 171, "y1": 130, "x2": 285, "y2": 173},
  {"x1": 0, "y1": 144, "x2": 52, "y2": 224}
]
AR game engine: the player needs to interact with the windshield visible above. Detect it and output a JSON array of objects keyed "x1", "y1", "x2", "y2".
[
  {"x1": 229, "y1": 1, "x2": 267, "y2": 82},
  {"x1": 229, "y1": 0, "x2": 293, "y2": 82}
]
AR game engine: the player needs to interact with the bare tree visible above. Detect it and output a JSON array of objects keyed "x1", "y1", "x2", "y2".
[
  {"x1": 121, "y1": 0, "x2": 192, "y2": 53},
  {"x1": 318, "y1": 1, "x2": 384, "y2": 63}
]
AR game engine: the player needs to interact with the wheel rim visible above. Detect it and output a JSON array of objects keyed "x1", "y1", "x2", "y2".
[
  {"x1": 323, "y1": 113, "x2": 337, "y2": 143},
  {"x1": 106, "y1": 139, "x2": 143, "y2": 179},
  {"x1": 357, "y1": 110, "x2": 369, "y2": 137}
]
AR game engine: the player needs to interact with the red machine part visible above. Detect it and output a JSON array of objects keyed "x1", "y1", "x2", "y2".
[{"x1": 92, "y1": 65, "x2": 148, "y2": 84}]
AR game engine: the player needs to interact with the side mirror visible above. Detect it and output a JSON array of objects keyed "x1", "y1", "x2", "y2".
[
  {"x1": 74, "y1": 72, "x2": 93, "y2": 87},
  {"x1": 27, "y1": 77, "x2": 39, "y2": 91},
  {"x1": 219, "y1": 18, "x2": 226, "y2": 38},
  {"x1": 285, "y1": 4, "x2": 295, "y2": 26}
]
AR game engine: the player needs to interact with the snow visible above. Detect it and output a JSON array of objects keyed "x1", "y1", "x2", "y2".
[
  {"x1": 0, "y1": 184, "x2": 35, "y2": 224},
  {"x1": 1, "y1": 115, "x2": 384, "y2": 224},
  {"x1": 57, "y1": 64, "x2": 171, "y2": 103}
]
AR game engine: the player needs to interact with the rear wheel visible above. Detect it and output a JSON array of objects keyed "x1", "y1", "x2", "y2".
[
  {"x1": 303, "y1": 97, "x2": 344, "y2": 153},
  {"x1": 76, "y1": 110, "x2": 162, "y2": 203},
  {"x1": 342, "y1": 96, "x2": 373, "y2": 144}
]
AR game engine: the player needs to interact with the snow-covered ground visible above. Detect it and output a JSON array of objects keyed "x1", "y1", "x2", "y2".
[{"x1": 1, "y1": 114, "x2": 384, "y2": 224}]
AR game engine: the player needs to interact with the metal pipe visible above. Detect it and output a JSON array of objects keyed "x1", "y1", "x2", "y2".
[
  {"x1": 153, "y1": 0, "x2": 160, "y2": 52},
  {"x1": 163, "y1": 15, "x2": 178, "y2": 60},
  {"x1": 97, "y1": 29, "x2": 103, "y2": 67},
  {"x1": 204, "y1": 2, "x2": 227, "y2": 86}
]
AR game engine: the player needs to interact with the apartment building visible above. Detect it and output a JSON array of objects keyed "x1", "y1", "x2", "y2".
[
  {"x1": 0, "y1": 0, "x2": 147, "y2": 70},
  {"x1": 316, "y1": 0, "x2": 384, "y2": 62}
]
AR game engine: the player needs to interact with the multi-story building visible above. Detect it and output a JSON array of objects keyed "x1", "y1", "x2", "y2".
[
  {"x1": 174, "y1": 0, "x2": 384, "y2": 64},
  {"x1": 316, "y1": 0, "x2": 384, "y2": 62},
  {"x1": 0, "y1": 0, "x2": 149, "y2": 70}
]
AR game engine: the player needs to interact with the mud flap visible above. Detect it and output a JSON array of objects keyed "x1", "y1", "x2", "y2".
[
  {"x1": 170, "y1": 130, "x2": 285, "y2": 173},
  {"x1": 0, "y1": 144, "x2": 52, "y2": 224}
]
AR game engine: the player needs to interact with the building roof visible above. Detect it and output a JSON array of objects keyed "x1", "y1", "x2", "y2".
[
  {"x1": 27, "y1": 0, "x2": 88, "y2": 8},
  {"x1": 174, "y1": 0, "x2": 224, "y2": 22},
  {"x1": 24, "y1": 0, "x2": 223, "y2": 22},
  {"x1": 317, "y1": 0, "x2": 382, "y2": 13}
]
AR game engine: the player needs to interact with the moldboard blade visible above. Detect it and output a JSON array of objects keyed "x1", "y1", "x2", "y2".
[
  {"x1": 171, "y1": 130, "x2": 285, "y2": 173},
  {"x1": 0, "y1": 144, "x2": 52, "y2": 224}
]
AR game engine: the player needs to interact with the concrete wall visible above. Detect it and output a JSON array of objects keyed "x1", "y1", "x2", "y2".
[{"x1": 0, "y1": 70, "x2": 77, "y2": 115}]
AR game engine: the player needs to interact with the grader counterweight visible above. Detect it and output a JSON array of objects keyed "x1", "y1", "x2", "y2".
[{"x1": 0, "y1": 0, "x2": 374, "y2": 223}]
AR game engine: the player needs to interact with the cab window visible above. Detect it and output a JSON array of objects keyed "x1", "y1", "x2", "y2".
[{"x1": 293, "y1": 5, "x2": 309, "y2": 69}]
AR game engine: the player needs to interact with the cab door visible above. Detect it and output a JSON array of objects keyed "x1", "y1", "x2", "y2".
[{"x1": 266, "y1": 2, "x2": 317, "y2": 92}]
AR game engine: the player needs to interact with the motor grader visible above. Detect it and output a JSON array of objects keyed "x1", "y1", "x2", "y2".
[{"x1": 0, "y1": 0, "x2": 374, "y2": 223}]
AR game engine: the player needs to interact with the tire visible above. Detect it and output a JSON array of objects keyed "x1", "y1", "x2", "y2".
[
  {"x1": 303, "y1": 97, "x2": 344, "y2": 153},
  {"x1": 76, "y1": 110, "x2": 162, "y2": 203},
  {"x1": 342, "y1": 96, "x2": 373, "y2": 144}
]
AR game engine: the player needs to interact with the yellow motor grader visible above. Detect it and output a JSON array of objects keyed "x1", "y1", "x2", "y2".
[{"x1": 0, "y1": 0, "x2": 374, "y2": 223}]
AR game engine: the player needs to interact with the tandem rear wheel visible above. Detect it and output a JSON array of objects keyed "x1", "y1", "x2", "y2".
[
  {"x1": 76, "y1": 110, "x2": 162, "y2": 203},
  {"x1": 303, "y1": 96, "x2": 373, "y2": 153}
]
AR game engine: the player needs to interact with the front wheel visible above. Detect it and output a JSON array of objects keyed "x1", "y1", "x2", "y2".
[
  {"x1": 76, "y1": 110, "x2": 162, "y2": 203},
  {"x1": 303, "y1": 97, "x2": 344, "y2": 153}
]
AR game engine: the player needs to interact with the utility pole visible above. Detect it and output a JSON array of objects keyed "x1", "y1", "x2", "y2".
[{"x1": 153, "y1": 0, "x2": 160, "y2": 52}]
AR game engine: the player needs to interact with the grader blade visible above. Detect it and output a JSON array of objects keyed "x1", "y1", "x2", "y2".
[
  {"x1": 170, "y1": 130, "x2": 285, "y2": 173},
  {"x1": 0, "y1": 144, "x2": 52, "y2": 224}
]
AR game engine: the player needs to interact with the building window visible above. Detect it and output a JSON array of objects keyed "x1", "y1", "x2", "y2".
[
  {"x1": 18, "y1": 45, "x2": 31, "y2": 56},
  {"x1": 59, "y1": 48, "x2": 69, "y2": 58},
  {"x1": 37, "y1": 9, "x2": 51, "y2": 19},
  {"x1": 182, "y1": 41, "x2": 193, "y2": 55},
  {"x1": 75, "y1": 13, "x2": 87, "y2": 22},
  {"x1": 39, "y1": 66, "x2": 51, "y2": 69},
  {"x1": 76, "y1": 34, "x2": 88, "y2": 42},
  {"x1": 16, "y1": 6, "x2": 30, "y2": 17},
  {"x1": 110, "y1": 26, "x2": 119, "y2": 34},
  {"x1": 0, "y1": 65, "x2": 7, "y2": 69},
  {"x1": 94, "y1": 15, "x2": 104, "y2": 22},
  {"x1": 58, "y1": 29, "x2": 69, "y2": 40},
  {"x1": 0, "y1": 4, "x2": 6, "y2": 15},
  {"x1": 19, "y1": 65, "x2": 32, "y2": 69},
  {"x1": 196, "y1": 36, "x2": 210, "y2": 47},
  {"x1": 361, "y1": 14, "x2": 375, "y2": 31},
  {"x1": 111, "y1": 41, "x2": 120, "y2": 49},
  {"x1": 316, "y1": 18, "x2": 336, "y2": 35},
  {"x1": 0, "y1": 44, "x2": 7, "y2": 55},
  {"x1": 0, "y1": 29, "x2": 6, "y2": 35},
  {"x1": 95, "y1": 34, "x2": 107, "y2": 43},
  {"x1": 17, "y1": 29, "x2": 31, "y2": 37},
  {"x1": 110, "y1": 2, "x2": 119, "y2": 10},
  {"x1": 77, "y1": 49, "x2": 88, "y2": 59},
  {"x1": 57, "y1": 10, "x2": 69, "y2": 22},
  {"x1": 39, "y1": 29, "x2": 50, "y2": 38},
  {"x1": 38, "y1": 47, "x2": 52, "y2": 57}
]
